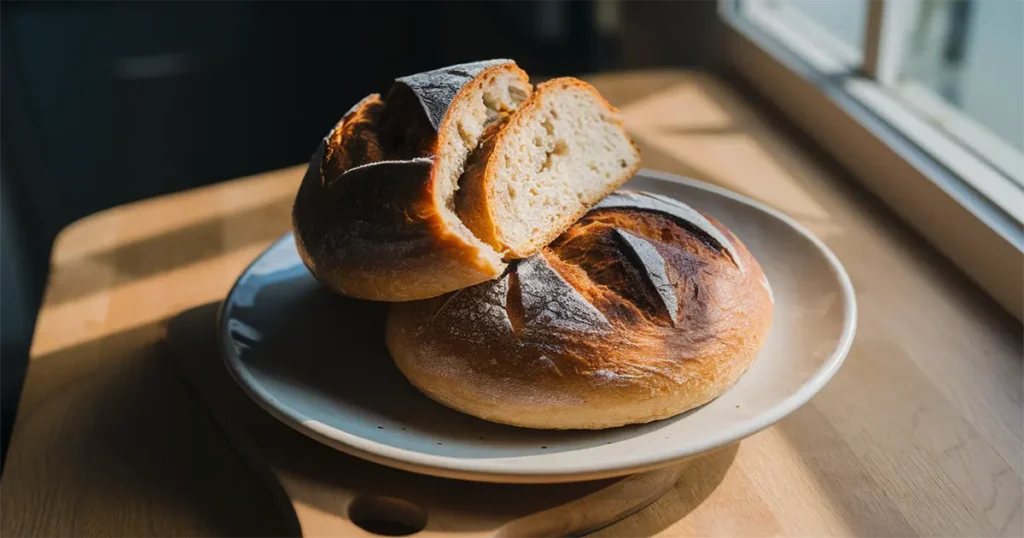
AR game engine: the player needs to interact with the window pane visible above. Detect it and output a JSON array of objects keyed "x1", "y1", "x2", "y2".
[
  {"x1": 745, "y1": 0, "x2": 864, "y2": 60},
  {"x1": 783, "y1": 0, "x2": 867, "y2": 53},
  {"x1": 899, "y1": 0, "x2": 1024, "y2": 151}
]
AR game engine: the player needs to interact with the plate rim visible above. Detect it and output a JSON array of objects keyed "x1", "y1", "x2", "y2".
[{"x1": 217, "y1": 168, "x2": 858, "y2": 483}]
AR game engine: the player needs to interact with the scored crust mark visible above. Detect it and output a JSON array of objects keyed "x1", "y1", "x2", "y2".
[
  {"x1": 612, "y1": 229, "x2": 680, "y2": 326},
  {"x1": 596, "y1": 191, "x2": 744, "y2": 272},
  {"x1": 341, "y1": 157, "x2": 435, "y2": 175},
  {"x1": 545, "y1": 218, "x2": 672, "y2": 328},
  {"x1": 431, "y1": 290, "x2": 463, "y2": 320},
  {"x1": 506, "y1": 270, "x2": 525, "y2": 336},
  {"x1": 516, "y1": 254, "x2": 610, "y2": 334},
  {"x1": 430, "y1": 274, "x2": 514, "y2": 344},
  {"x1": 321, "y1": 158, "x2": 438, "y2": 259}
]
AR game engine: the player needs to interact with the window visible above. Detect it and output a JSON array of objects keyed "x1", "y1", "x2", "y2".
[
  {"x1": 881, "y1": 0, "x2": 1023, "y2": 184},
  {"x1": 719, "y1": 0, "x2": 1023, "y2": 320},
  {"x1": 745, "y1": 0, "x2": 867, "y2": 66},
  {"x1": 738, "y1": 0, "x2": 1023, "y2": 188}
]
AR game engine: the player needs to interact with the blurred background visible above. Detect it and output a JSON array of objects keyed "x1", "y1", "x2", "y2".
[{"x1": 2, "y1": 0, "x2": 1021, "y2": 464}]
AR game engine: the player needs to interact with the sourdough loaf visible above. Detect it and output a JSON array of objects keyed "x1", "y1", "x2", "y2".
[{"x1": 386, "y1": 191, "x2": 774, "y2": 429}]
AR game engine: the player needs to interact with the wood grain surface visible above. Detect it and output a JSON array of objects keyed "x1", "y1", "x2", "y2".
[{"x1": 1, "y1": 70, "x2": 1021, "y2": 537}]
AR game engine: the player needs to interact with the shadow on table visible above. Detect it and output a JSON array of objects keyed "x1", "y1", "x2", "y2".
[
  {"x1": 45, "y1": 195, "x2": 293, "y2": 307},
  {"x1": 165, "y1": 301, "x2": 738, "y2": 536},
  {"x1": 0, "y1": 317, "x2": 298, "y2": 537},
  {"x1": 594, "y1": 443, "x2": 739, "y2": 538}
]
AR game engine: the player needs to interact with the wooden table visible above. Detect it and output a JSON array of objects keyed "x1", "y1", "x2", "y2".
[{"x1": 2, "y1": 70, "x2": 1021, "y2": 537}]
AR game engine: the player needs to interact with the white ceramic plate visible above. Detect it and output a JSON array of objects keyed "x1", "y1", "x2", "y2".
[{"x1": 219, "y1": 169, "x2": 856, "y2": 483}]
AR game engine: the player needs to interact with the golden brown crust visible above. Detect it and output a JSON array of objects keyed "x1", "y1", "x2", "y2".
[
  {"x1": 386, "y1": 197, "x2": 774, "y2": 429},
  {"x1": 292, "y1": 61, "x2": 530, "y2": 301}
]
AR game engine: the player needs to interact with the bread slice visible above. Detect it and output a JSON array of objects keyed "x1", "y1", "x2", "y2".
[{"x1": 457, "y1": 78, "x2": 640, "y2": 258}]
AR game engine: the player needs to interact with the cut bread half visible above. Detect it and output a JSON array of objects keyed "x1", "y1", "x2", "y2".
[
  {"x1": 293, "y1": 60, "x2": 533, "y2": 301},
  {"x1": 457, "y1": 77, "x2": 641, "y2": 258}
]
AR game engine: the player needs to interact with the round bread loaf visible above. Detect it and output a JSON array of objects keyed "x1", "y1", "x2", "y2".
[{"x1": 386, "y1": 191, "x2": 774, "y2": 429}]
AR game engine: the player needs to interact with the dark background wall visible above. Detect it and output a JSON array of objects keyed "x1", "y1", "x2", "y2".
[{"x1": 1, "y1": 0, "x2": 719, "y2": 247}]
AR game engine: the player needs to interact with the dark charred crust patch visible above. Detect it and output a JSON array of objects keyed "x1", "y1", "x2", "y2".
[{"x1": 613, "y1": 229, "x2": 680, "y2": 326}]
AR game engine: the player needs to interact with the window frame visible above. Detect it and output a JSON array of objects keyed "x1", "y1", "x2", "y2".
[{"x1": 719, "y1": 0, "x2": 1024, "y2": 321}]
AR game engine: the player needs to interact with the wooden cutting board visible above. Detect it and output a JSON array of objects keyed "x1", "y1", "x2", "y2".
[{"x1": 167, "y1": 303, "x2": 686, "y2": 537}]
